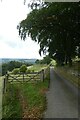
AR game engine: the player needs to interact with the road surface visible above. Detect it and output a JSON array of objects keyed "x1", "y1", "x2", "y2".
[{"x1": 43, "y1": 67, "x2": 79, "y2": 118}]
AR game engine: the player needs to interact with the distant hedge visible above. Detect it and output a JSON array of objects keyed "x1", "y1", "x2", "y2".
[{"x1": 2, "y1": 61, "x2": 32, "y2": 75}]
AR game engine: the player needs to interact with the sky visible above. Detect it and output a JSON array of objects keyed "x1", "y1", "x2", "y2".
[{"x1": 0, "y1": 0, "x2": 44, "y2": 59}]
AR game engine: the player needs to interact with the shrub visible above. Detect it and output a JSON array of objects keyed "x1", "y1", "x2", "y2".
[
  {"x1": 20, "y1": 65, "x2": 27, "y2": 73},
  {"x1": 27, "y1": 69, "x2": 31, "y2": 73},
  {"x1": 12, "y1": 68, "x2": 19, "y2": 75},
  {"x1": 31, "y1": 70, "x2": 34, "y2": 73}
]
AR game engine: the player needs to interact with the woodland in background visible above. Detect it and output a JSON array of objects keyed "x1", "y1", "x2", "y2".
[{"x1": 0, "y1": 61, "x2": 32, "y2": 76}]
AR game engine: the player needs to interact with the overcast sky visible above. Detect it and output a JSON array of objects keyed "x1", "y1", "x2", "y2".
[{"x1": 0, "y1": 0, "x2": 44, "y2": 59}]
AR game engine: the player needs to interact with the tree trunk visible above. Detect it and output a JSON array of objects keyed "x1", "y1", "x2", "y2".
[
  {"x1": 68, "y1": 57, "x2": 72, "y2": 67},
  {"x1": 65, "y1": 55, "x2": 68, "y2": 65}
]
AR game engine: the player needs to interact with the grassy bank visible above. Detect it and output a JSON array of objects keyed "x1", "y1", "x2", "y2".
[
  {"x1": 28, "y1": 64, "x2": 47, "y2": 72},
  {"x1": 2, "y1": 83, "x2": 22, "y2": 118},
  {"x1": 54, "y1": 62, "x2": 80, "y2": 88},
  {"x1": 18, "y1": 80, "x2": 48, "y2": 118},
  {"x1": 2, "y1": 65, "x2": 50, "y2": 119}
]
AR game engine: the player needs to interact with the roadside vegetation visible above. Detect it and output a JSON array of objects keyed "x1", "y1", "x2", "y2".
[
  {"x1": 54, "y1": 59, "x2": 80, "y2": 88},
  {"x1": 2, "y1": 64, "x2": 50, "y2": 119},
  {"x1": 1, "y1": 61, "x2": 33, "y2": 76}
]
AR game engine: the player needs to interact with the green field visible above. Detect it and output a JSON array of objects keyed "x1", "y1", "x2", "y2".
[{"x1": 28, "y1": 64, "x2": 47, "y2": 72}]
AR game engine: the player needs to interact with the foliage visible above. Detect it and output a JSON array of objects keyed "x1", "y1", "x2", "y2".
[
  {"x1": 20, "y1": 64, "x2": 27, "y2": 73},
  {"x1": 2, "y1": 63, "x2": 8, "y2": 75},
  {"x1": 12, "y1": 68, "x2": 19, "y2": 75},
  {"x1": 41, "y1": 55, "x2": 51, "y2": 64},
  {"x1": 2, "y1": 65, "x2": 50, "y2": 119},
  {"x1": 27, "y1": 69, "x2": 31, "y2": 73},
  {"x1": 2, "y1": 83, "x2": 22, "y2": 118},
  {"x1": 28, "y1": 64, "x2": 47, "y2": 72},
  {"x1": 18, "y1": 2, "x2": 80, "y2": 66},
  {"x1": 2, "y1": 61, "x2": 32, "y2": 76},
  {"x1": 2, "y1": 81, "x2": 48, "y2": 119},
  {"x1": 35, "y1": 55, "x2": 51, "y2": 65},
  {"x1": 35, "y1": 59, "x2": 40, "y2": 64},
  {"x1": 55, "y1": 61, "x2": 80, "y2": 87},
  {"x1": 50, "y1": 59, "x2": 57, "y2": 66},
  {"x1": 2, "y1": 61, "x2": 22, "y2": 75}
]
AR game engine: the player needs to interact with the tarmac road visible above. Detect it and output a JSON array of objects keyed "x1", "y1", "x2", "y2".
[{"x1": 43, "y1": 67, "x2": 79, "y2": 118}]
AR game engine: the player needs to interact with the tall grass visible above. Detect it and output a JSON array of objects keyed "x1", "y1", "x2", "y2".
[
  {"x1": 2, "y1": 65, "x2": 50, "y2": 119},
  {"x1": 2, "y1": 82, "x2": 22, "y2": 118}
]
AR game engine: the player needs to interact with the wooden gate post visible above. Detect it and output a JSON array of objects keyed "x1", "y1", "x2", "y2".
[
  {"x1": 23, "y1": 73, "x2": 24, "y2": 81},
  {"x1": 40, "y1": 69, "x2": 44, "y2": 82},
  {"x1": 5, "y1": 71, "x2": 9, "y2": 93},
  {"x1": 42, "y1": 69, "x2": 44, "y2": 82},
  {"x1": 3, "y1": 78, "x2": 6, "y2": 94},
  {"x1": 3, "y1": 72, "x2": 8, "y2": 94}
]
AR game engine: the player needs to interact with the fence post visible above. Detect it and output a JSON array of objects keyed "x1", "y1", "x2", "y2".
[
  {"x1": 42, "y1": 69, "x2": 44, "y2": 82},
  {"x1": 3, "y1": 78, "x2": 6, "y2": 94},
  {"x1": 23, "y1": 73, "x2": 24, "y2": 81},
  {"x1": 3, "y1": 72, "x2": 8, "y2": 94},
  {"x1": 5, "y1": 71, "x2": 8, "y2": 80},
  {"x1": 40, "y1": 69, "x2": 44, "y2": 82}
]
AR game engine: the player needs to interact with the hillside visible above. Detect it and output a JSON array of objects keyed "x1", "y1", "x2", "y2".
[{"x1": 0, "y1": 58, "x2": 37, "y2": 64}]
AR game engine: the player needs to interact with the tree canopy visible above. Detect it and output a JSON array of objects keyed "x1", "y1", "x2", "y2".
[
  {"x1": 20, "y1": 64, "x2": 27, "y2": 73},
  {"x1": 18, "y1": 2, "x2": 80, "y2": 66},
  {"x1": 35, "y1": 55, "x2": 51, "y2": 64}
]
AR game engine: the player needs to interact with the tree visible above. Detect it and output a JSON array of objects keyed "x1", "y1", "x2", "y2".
[
  {"x1": 35, "y1": 59, "x2": 40, "y2": 64},
  {"x1": 41, "y1": 55, "x2": 51, "y2": 64},
  {"x1": 2, "y1": 63, "x2": 8, "y2": 75},
  {"x1": 18, "y1": 2, "x2": 80, "y2": 66},
  {"x1": 7, "y1": 61, "x2": 23, "y2": 71},
  {"x1": 12, "y1": 68, "x2": 19, "y2": 75},
  {"x1": 20, "y1": 64, "x2": 27, "y2": 73}
]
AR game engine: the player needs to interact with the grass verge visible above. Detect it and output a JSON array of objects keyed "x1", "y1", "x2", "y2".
[
  {"x1": 18, "y1": 80, "x2": 48, "y2": 119},
  {"x1": 54, "y1": 65, "x2": 80, "y2": 88},
  {"x1": 2, "y1": 65, "x2": 50, "y2": 119},
  {"x1": 2, "y1": 82, "x2": 22, "y2": 118}
]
